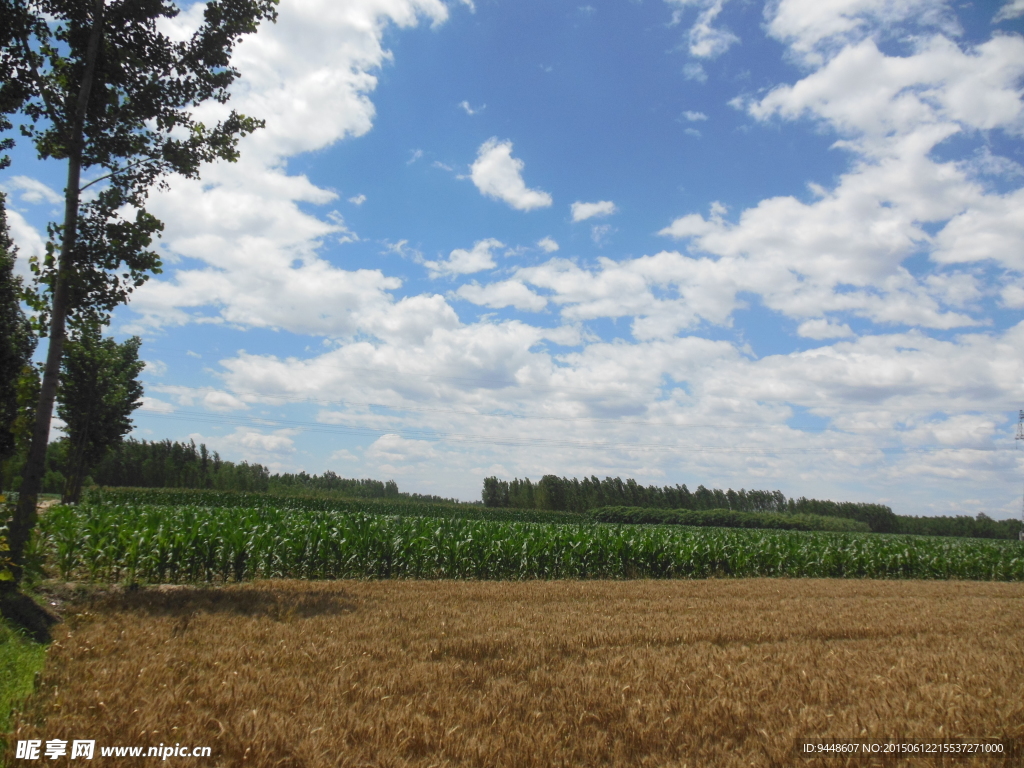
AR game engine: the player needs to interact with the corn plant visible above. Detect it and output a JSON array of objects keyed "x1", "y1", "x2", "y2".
[{"x1": 37, "y1": 501, "x2": 1024, "y2": 583}]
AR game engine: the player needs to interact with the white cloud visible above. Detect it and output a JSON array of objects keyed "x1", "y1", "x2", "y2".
[
  {"x1": 682, "y1": 110, "x2": 708, "y2": 121},
  {"x1": 1001, "y1": 280, "x2": 1024, "y2": 309},
  {"x1": 2, "y1": 175, "x2": 63, "y2": 205},
  {"x1": 367, "y1": 434, "x2": 440, "y2": 470},
  {"x1": 668, "y1": 0, "x2": 739, "y2": 59},
  {"x1": 571, "y1": 200, "x2": 618, "y2": 222},
  {"x1": 139, "y1": 396, "x2": 174, "y2": 414},
  {"x1": 204, "y1": 390, "x2": 250, "y2": 411},
  {"x1": 152, "y1": 385, "x2": 252, "y2": 410},
  {"x1": 931, "y1": 187, "x2": 1024, "y2": 270},
  {"x1": 994, "y1": 0, "x2": 1024, "y2": 22},
  {"x1": 348, "y1": 193, "x2": 367, "y2": 205},
  {"x1": 652, "y1": 21, "x2": 1024, "y2": 333},
  {"x1": 749, "y1": 36, "x2": 1024, "y2": 153},
  {"x1": 459, "y1": 100, "x2": 484, "y2": 115},
  {"x1": 190, "y1": 428, "x2": 298, "y2": 468},
  {"x1": 469, "y1": 138, "x2": 553, "y2": 211},
  {"x1": 130, "y1": 0, "x2": 450, "y2": 335},
  {"x1": 590, "y1": 224, "x2": 613, "y2": 245},
  {"x1": 797, "y1": 318, "x2": 855, "y2": 339},
  {"x1": 3, "y1": 207, "x2": 46, "y2": 282},
  {"x1": 423, "y1": 238, "x2": 504, "y2": 277},
  {"x1": 765, "y1": 0, "x2": 959, "y2": 67},
  {"x1": 537, "y1": 236, "x2": 559, "y2": 253},
  {"x1": 683, "y1": 62, "x2": 707, "y2": 81},
  {"x1": 455, "y1": 280, "x2": 548, "y2": 312},
  {"x1": 407, "y1": 148, "x2": 424, "y2": 164},
  {"x1": 329, "y1": 448, "x2": 361, "y2": 462},
  {"x1": 205, "y1": 319, "x2": 1024, "y2": 514},
  {"x1": 143, "y1": 359, "x2": 168, "y2": 376},
  {"x1": 105, "y1": 0, "x2": 1024, "y2": 515}
]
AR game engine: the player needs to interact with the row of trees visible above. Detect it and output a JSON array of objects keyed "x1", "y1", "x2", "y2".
[
  {"x1": 85, "y1": 438, "x2": 468, "y2": 504},
  {"x1": 84, "y1": 438, "x2": 270, "y2": 492},
  {"x1": 271, "y1": 471, "x2": 399, "y2": 499},
  {"x1": 483, "y1": 475, "x2": 788, "y2": 516},
  {"x1": 2, "y1": 0, "x2": 278, "y2": 616},
  {"x1": 1, "y1": 193, "x2": 145, "y2": 503},
  {"x1": 482, "y1": 475, "x2": 1022, "y2": 539}
]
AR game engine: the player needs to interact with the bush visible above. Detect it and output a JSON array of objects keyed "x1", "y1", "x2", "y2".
[{"x1": 590, "y1": 506, "x2": 870, "y2": 533}]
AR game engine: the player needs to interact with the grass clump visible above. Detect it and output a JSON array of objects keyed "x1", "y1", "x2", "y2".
[{"x1": 0, "y1": 616, "x2": 46, "y2": 734}]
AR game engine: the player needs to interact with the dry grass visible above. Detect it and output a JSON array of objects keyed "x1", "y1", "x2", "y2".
[{"x1": 6, "y1": 579, "x2": 1024, "y2": 767}]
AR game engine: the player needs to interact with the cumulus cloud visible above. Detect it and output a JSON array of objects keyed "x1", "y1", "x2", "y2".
[
  {"x1": 205, "y1": 319, "x2": 1024, "y2": 513},
  {"x1": 469, "y1": 138, "x2": 553, "y2": 211},
  {"x1": 765, "y1": 0, "x2": 959, "y2": 66},
  {"x1": 348, "y1": 193, "x2": 367, "y2": 205},
  {"x1": 797, "y1": 318, "x2": 855, "y2": 339},
  {"x1": 749, "y1": 35, "x2": 1024, "y2": 153},
  {"x1": 2, "y1": 206, "x2": 46, "y2": 281},
  {"x1": 651, "y1": 17, "x2": 1024, "y2": 332},
  {"x1": 570, "y1": 200, "x2": 618, "y2": 222},
  {"x1": 101, "y1": 0, "x2": 1024, "y2": 514},
  {"x1": 183, "y1": 428, "x2": 298, "y2": 470},
  {"x1": 126, "y1": 0, "x2": 451, "y2": 335},
  {"x1": 682, "y1": 110, "x2": 708, "y2": 121},
  {"x1": 537, "y1": 236, "x2": 559, "y2": 253},
  {"x1": 455, "y1": 279, "x2": 548, "y2": 312},
  {"x1": 423, "y1": 238, "x2": 504, "y2": 278}
]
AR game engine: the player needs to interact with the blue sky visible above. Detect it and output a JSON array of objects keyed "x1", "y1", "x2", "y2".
[{"x1": 4, "y1": 0, "x2": 1024, "y2": 514}]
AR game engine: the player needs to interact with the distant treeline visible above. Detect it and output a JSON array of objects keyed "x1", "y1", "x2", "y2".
[
  {"x1": 482, "y1": 475, "x2": 1023, "y2": 540},
  {"x1": 72, "y1": 438, "x2": 463, "y2": 504},
  {"x1": 483, "y1": 475, "x2": 787, "y2": 514},
  {"x1": 85, "y1": 438, "x2": 271, "y2": 492}
]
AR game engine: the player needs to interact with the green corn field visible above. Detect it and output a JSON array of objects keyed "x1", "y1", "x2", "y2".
[{"x1": 33, "y1": 492, "x2": 1024, "y2": 583}]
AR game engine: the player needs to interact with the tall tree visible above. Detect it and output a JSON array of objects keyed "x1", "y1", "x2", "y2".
[
  {"x1": 0, "y1": 192, "x2": 37, "y2": 469},
  {"x1": 0, "y1": 0, "x2": 277, "y2": 590},
  {"x1": 57, "y1": 325, "x2": 143, "y2": 503}
]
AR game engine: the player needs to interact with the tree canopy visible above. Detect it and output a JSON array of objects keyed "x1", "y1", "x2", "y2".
[
  {"x1": 0, "y1": 0, "x2": 278, "y2": 592},
  {"x1": 0, "y1": 192, "x2": 36, "y2": 465},
  {"x1": 57, "y1": 325, "x2": 144, "y2": 502}
]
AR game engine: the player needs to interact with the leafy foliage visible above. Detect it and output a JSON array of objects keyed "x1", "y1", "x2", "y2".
[
  {"x1": 87, "y1": 439, "x2": 469, "y2": 504},
  {"x1": 486, "y1": 475, "x2": 790, "y2": 514},
  {"x1": 591, "y1": 506, "x2": 869, "y2": 533},
  {"x1": 0, "y1": 0, "x2": 277, "y2": 587},
  {"x1": 5, "y1": 0, "x2": 278, "y2": 329},
  {"x1": 56, "y1": 325, "x2": 144, "y2": 502},
  {"x1": 484, "y1": 475, "x2": 1020, "y2": 539},
  {"x1": 0, "y1": 193, "x2": 37, "y2": 466}
]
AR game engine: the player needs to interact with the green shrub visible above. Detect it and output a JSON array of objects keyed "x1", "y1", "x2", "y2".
[{"x1": 590, "y1": 506, "x2": 870, "y2": 533}]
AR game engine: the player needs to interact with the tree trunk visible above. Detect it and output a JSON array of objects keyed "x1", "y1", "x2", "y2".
[
  {"x1": 62, "y1": 405, "x2": 93, "y2": 505},
  {"x1": 4, "y1": 0, "x2": 104, "y2": 590}
]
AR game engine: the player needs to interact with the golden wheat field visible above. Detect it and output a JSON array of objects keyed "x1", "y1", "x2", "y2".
[{"x1": 5, "y1": 579, "x2": 1024, "y2": 767}]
